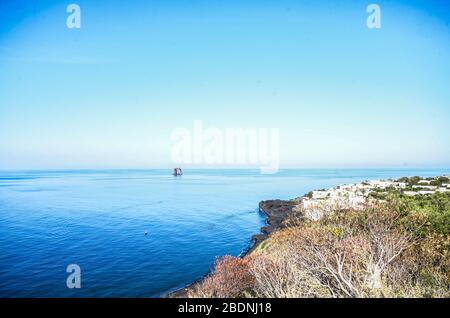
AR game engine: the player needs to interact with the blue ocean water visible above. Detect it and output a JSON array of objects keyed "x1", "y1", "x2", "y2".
[{"x1": 0, "y1": 168, "x2": 449, "y2": 297}]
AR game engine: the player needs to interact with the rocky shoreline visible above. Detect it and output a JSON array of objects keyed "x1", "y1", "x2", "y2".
[
  {"x1": 165, "y1": 199, "x2": 295, "y2": 298},
  {"x1": 249, "y1": 199, "x2": 297, "y2": 251}
]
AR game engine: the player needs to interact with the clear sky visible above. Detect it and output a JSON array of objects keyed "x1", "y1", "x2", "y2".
[{"x1": 0, "y1": 0, "x2": 449, "y2": 169}]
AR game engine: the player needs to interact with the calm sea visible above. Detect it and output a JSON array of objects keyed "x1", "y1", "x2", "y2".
[{"x1": 0, "y1": 168, "x2": 449, "y2": 297}]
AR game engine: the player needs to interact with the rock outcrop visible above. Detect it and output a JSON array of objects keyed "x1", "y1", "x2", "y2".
[{"x1": 251, "y1": 199, "x2": 298, "y2": 250}]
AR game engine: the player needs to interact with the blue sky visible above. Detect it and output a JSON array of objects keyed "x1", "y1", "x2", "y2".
[{"x1": 0, "y1": 0, "x2": 449, "y2": 169}]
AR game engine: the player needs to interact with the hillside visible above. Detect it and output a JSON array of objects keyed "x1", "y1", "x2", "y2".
[{"x1": 189, "y1": 175, "x2": 450, "y2": 298}]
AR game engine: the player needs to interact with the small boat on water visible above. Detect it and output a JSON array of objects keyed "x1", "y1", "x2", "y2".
[{"x1": 173, "y1": 168, "x2": 183, "y2": 176}]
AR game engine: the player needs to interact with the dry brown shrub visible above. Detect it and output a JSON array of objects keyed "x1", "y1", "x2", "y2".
[
  {"x1": 250, "y1": 242, "x2": 330, "y2": 298},
  {"x1": 257, "y1": 202, "x2": 420, "y2": 298},
  {"x1": 192, "y1": 201, "x2": 448, "y2": 298},
  {"x1": 189, "y1": 255, "x2": 255, "y2": 298},
  {"x1": 386, "y1": 232, "x2": 450, "y2": 297}
]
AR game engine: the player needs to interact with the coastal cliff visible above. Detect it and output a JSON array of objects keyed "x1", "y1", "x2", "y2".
[
  {"x1": 173, "y1": 175, "x2": 450, "y2": 298},
  {"x1": 250, "y1": 200, "x2": 297, "y2": 251}
]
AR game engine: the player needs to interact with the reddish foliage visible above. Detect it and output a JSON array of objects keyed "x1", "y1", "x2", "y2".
[{"x1": 190, "y1": 255, "x2": 254, "y2": 298}]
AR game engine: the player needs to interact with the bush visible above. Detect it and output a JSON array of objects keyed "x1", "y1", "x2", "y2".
[
  {"x1": 189, "y1": 256, "x2": 255, "y2": 298},
  {"x1": 397, "y1": 176, "x2": 422, "y2": 186}
]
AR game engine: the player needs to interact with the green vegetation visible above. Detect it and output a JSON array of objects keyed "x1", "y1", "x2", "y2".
[
  {"x1": 368, "y1": 186, "x2": 400, "y2": 200},
  {"x1": 368, "y1": 190, "x2": 449, "y2": 235},
  {"x1": 397, "y1": 176, "x2": 422, "y2": 186},
  {"x1": 393, "y1": 192, "x2": 450, "y2": 235},
  {"x1": 397, "y1": 176, "x2": 449, "y2": 188}
]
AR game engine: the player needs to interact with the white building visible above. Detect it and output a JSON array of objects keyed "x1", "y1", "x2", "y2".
[{"x1": 412, "y1": 185, "x2": 437, "y2": 190}]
